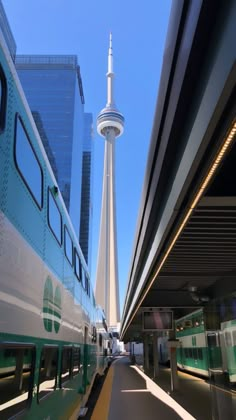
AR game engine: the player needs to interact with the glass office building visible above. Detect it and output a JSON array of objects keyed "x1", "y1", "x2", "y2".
[
  {"x1": 80, "y1": 112, "x2": 93, "y2": 269},
  {"x1": 15, "y1": 55, "x2": 93, "y2": 264}
]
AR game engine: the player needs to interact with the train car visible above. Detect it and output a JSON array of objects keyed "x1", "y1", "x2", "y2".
[
  {"x1": 0, "y1": 31, "x2": 108, "y2": 419},
  {"x1": 175, "y1": 309, "x2": 209, "y2": 377},
  {"x1": 95, "y1": 306, "x2": 112, "y2": 370},
  {"x1": 220, "y1": 319, "x2": 236, "y2": 383},
  {"x1": 175, "y1": 303, "x2": 236, "y2": 386}
]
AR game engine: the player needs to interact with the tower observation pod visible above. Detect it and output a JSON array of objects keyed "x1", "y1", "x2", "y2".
[{"x1": 95, "y1": 33, "x2": 124, "y2": 328}]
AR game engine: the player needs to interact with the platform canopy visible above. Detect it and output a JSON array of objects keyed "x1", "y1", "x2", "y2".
[{"x1": 121, "y1": 0, "x2": 236, "y2": 343}]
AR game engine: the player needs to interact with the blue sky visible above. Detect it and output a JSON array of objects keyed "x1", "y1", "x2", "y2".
[{"x1": 3, "y1": 0, "x2": 172, "y2": 315}]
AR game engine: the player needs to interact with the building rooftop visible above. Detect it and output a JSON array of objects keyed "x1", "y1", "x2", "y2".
[{"x1": 15, "y1": 54, "x2": 85, "y2": 104}]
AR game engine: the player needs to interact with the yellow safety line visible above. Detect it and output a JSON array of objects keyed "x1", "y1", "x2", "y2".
[{"x1": 91, "y1": 366, "x2": 114, "y2": 420}]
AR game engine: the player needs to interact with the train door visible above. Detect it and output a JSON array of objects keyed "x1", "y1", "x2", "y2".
[
  {"x1": 207, "y1": 331, "x2": 234, "y2": 419},
  {"x1": 207, "y1": 331, "x2": 222, "y2": 373},
  {"x1": 82, "y1": 326, "x2": 88, "y2": 393},
  {"x1": 218, "y1": 330, "x2": 228, "y2": 374}
]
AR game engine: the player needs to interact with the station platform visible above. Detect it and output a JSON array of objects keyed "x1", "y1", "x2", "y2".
[{"x1": 88, "y1": 356, "x2": 212, "y2": 420}]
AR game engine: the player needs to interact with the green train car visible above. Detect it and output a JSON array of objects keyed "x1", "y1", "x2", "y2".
[
  {"x1": 176, "y1": 309, "x2": 210, "y2": 377},
  {"x1": 176, "y1": 303, "x2": 236, "y2": 385},
  {"x1": 0, "y1": 28, "x2": 109, "y2": 419}
]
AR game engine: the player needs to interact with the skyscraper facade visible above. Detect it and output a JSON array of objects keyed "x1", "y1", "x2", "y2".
[
  {"x1": 79, "y1": 112, "x2": 93, "y2": 269},
  {"x1": 95, "y1": 34, "x2": 124, "y2": 328},
  {"x1": 15, "y1": 55, "x2": 93, "y2": 263}
]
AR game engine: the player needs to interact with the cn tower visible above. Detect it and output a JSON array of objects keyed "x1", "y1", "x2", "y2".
[{"x1": 95, "y1": 33, "x2": 124, "y2": 328}]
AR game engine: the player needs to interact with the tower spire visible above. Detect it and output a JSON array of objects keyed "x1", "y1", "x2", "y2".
[{"x1": 107, "y1": 32, "x2": 114, "y2": 106}]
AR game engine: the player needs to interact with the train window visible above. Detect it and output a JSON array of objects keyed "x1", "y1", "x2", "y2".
[
  {"x1": 207, "y1": 333, "x2": 217, "y2": 347},
  {"x1": 232, "y1": 297, "x2": 236, "y2": 319},
  {"x1": 93, "y1": 327, "x2": 97, "y2": 343},
  {"x1": 0, "y1": 344, "x2": 35, "y2": 418},
  {"x1": 75, "y1": 250, "x2": 81, "y2": 282},
  {"x1": 48, "y1": 188, "x2": 62, "y2": 244},
  {"x1": 79, "y1": 259, "x2": 83, "y2": 280},
  {"x1": 38, "y1": 346, "x2": 58, "y2": 401},
  {"x1": 81, "y1": 268, "x2": 86, "y2": 290},
  {"x1": 85, "y1": 274, "x2": 90, "y2": 297},
  {"x1": 185, "y1": 348, "x2": 189, "y2": 358},
  {"x1": 15, "y1": 115, "x2": 43, "y2": 208},
  {"x1": 60, "y1": 347, "x2": 72, "y2": 386},
  {"x1": 193, "y1": 348, "x2": 198, "y2": 359},
  {"x1": 72, "y1": 347, "x2": 81, "y2": 376},
  {"x1": 232, "y1": 330, "x2": 236, "y2": 346},
  {"x1": 91, "y1": 326, "x2": 96, "y2": 343},
  {"x1": 85, "y1": 275, "x2": 88, "y2": 294},
  {"x1": 64, "y1": 226, "x2": 73, "y2": 265},
  {"x1": 184, "y1": 320, "x2": 192, "y2": 328},
  {"x1": 0, "y1": 65, "x2": 6, "y2": 132},
  {"x1": 225, "y1": 331, "x2": 232, "y2": 347},
  {"x1": 189, "y1": 348, "x2": 193, "y2": 358},
  {"x1": 198, "y1": 348, "x2": 203, "y2": 360}
]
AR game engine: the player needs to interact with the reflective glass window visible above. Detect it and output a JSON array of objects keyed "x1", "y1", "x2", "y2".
[
  {"x1": 48, "y1": 188, "x2": 62, "y2": 244},
  {"x1": 232, "y1": 298, "x2": 236, "y2": 319},
  {"x1": 85, "y1": 274, "x2": 90, "y2": 296},
  {"x1": 198, "y1": 348, "x2": 203, "y2": 360},
  {"x1": 0, "y1": 66, "x2": 6, "y2": 132},
  {"x1": 64, "y1": 226, "x2": 73, "y2": 265},
  {"x1": 16, "y1": 66, "x2": 83, "y2": 217},
  {"x1": 233, "y1": 330, "x2": 236, "y2": 346},
  {"x1": 81, "y1": 269, "x2": 86, "y2": 290},
  {"x1": 207, "y1": 334, "x2": 217, "y2": 347},
  {"x1": 61, "y1": 347, "x2": 72, "y2": 385},
  {"x1": 15, "y1": 116, "x2": 43, "y2": 208},
  {"x1": 0, "y1": 345, "x2": 35, "y2": 418},
  {"x1": 38, "y1": 346, "x2": 58, "y2": 400},
  {"x1": 73, "y1": 347, "x2": 80, "y2": 376},
  {"x1": 225, "y1": 331, "x2": 232, "y2": 347},
  {"x1": 92, "y1": 327, "x2": 97, "y2": 343},
  {"x1": 75, "y1": 250, "x2": 81, "y2": 282}
]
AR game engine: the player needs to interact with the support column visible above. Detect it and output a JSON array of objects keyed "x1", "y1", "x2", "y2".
[
  {"x1": 168, "y1": 331, "x2": 179, "y2": 391},
  {"x1": 153, "y1": 332, "x2": 159, "y2": 378},
  {"x1": 130, "y1": 342, "x2": 136, "y2": 364},
  {"x1": 13, "y1": 349, "x2": 24, "y2": 391},
  {"x1": 144, "y1": 334, "x2": 149, "y2": 373}
]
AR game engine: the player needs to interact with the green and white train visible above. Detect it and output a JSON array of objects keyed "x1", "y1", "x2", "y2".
[
  {"x1": 175, "y1": 304, "x2": 236, "y2": 386},
  {"x1": 157, "y1": 299, "x2": 236, "y2": 389},
  {"x1": 175, "y1": 309, "x2": 209, "y2": 377},
  {"x1": 0, "y1": 29, "x2": 109, "y2": 419}
]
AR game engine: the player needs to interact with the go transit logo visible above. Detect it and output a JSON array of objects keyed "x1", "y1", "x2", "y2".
[{"x1": 43, "y1": 276, "x2": 62, "y2": 333}]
